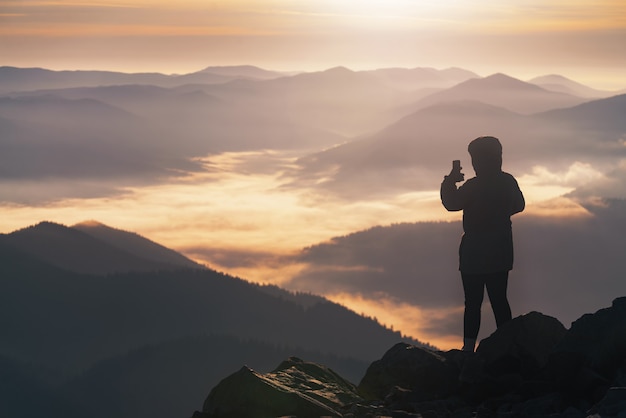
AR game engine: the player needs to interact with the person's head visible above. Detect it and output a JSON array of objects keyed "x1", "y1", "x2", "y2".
[{"x1": 468, "y1": 136, "x2": 503, "y2": 176}]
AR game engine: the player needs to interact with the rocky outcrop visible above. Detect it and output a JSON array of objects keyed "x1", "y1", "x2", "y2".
[
  {"x1": 357, "y1": 342, "x2": 458, "y2": 401},
  {"x1": 547, "y1": 296, "x2": 626, "y2": 404},
  {"x1": 477, "y1": 311, "x2": 567, "y2": 378},
  {"x1": 192, "y1": 297, "x2": 626, "y2": 418},
  {"x1": 353, "y1": 311, "x2": 572, "y2": 415},
  {"x1": 194, "y1": 357, "x2": 362, "y2": 418}
]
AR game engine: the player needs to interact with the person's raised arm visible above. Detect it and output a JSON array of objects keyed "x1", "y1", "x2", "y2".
[{"x1": 441, "y1": 175, "x2": 465, "y2": 211}]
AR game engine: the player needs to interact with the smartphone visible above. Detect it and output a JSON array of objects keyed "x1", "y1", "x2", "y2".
[{"x1": 451, "y1": 160, "x2": 464, "y2": 182}]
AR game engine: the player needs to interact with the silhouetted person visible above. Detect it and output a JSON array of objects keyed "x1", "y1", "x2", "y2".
[{"x1": 441, "y1": 136, "x2": 525, "y2": 352}]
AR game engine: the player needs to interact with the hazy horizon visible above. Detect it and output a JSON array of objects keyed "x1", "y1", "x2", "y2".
[{"x1": 1, "y1": 1, "x2": 626, "y2": 89}]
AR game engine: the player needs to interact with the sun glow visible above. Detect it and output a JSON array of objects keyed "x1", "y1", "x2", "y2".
[
  {"x1": 328, "y1": 0, "x2": 425, "y2": 15},
  {"x1": 315, "y1": 0, "x2": 472, "y2": 29}
]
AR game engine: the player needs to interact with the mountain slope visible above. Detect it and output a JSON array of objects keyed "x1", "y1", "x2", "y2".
[
  {"x1": 1, "y1": 81, "x2": 346, "y2": 166},
  {"x1": 536, "y1": 93, "x2": 626, "y2": 133},
  {"x1": 10, "y1": 84, "x2": 224, "y2": 117},
  {"x1": 63, "y1": 334, "x2": 369, "y2": 418},
  {"x1": 291, "y1": 86, "x2": 626, "y2": 200},
  {"x1": 290, "y1": 100, "x2": 533, "y2": 197},
  {"x1": 528, "y1": 74, "x2": 616, "y2": 98},
  {"x1": 72, "y1": 221, "x2": 203, "y2": 270},
  {"x1": 2, "y1": 222, "x2": 193, "y2": 274},
  {"x1": 284, "y1": 202, "x2": 626, "y2": 346},
  {"x1": 190, "y1": 65, "x2": 285, "y2": 79},
  {"x1": 413, "y1": 73, "x2": 587, "y2": 114},
  {"x1": 0, "y1": 66, "x2": 280, "y2": 93},
  {"x1": 198, "y1": 66, "x2": 417, "y2": 136},
  {"x1": 0, "y1": 66, "x2": 173, "y2": 93},
  {"x1": 0, "y1": 94, "x2": 136, "y2": 125},
  {"x1": 0, "y1": 355, "x2": 82, "y2": 418},
  {"x1": 0, "y1": 230, "x2": 389, "y2": 418},
  {"x1": 0, "y1": 225, "x2": 423, "y2": 376},
  {"x1": 0, "y1": 94, "x2": 199, "y2": 188}
]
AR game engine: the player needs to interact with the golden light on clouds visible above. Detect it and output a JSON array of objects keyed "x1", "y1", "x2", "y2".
[
  {"x1": 0, "y1": 151, "x2": 594, "y2": 275},
  {"x1": 517, "y1": 162, "x2": 607, "y2": 203},
  {"x1": 326, "y1": 292, "x2": 464, "y2": 350},
  {"x1": 3, "y1": 0, "x2": 625, "y2": 34},
  {"x1": 0, "y1": 151, "x2": 454, "y2": 251}
]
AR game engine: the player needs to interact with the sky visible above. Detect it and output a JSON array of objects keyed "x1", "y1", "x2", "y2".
[
  {"x1": 1, "y1": 0, "x2": 626, "y2": 350},
  {"x1": 1, "y1": 0, "x2": 626, "y2": 88}
]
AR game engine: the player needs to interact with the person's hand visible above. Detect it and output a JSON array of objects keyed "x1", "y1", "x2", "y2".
[{"x1": 447, "y1": 161, "x2": 465, "y2": 183}]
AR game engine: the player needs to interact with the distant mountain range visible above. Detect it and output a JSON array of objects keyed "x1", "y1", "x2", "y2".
[
  {"x1": 3, "y1": 64, "x2": 619, "y2": 96},
  {"x1": 527, "y1": 74, "x2": 616, "y2": 98},
  {"x1": 0, "y1": 221, "x2": 424, "y2": 418},
  {"x1": 2, "y1": 64, "x2": 624, "y2": 206},
  {"x1": 291, "y1": 87, "x2": 626, "y2": 198},
  {"x1": 0, "y1": 65, "x2": 472, "y2": 94},
  {"x1": 0, "y1": 65, "x2": 287, "y2": 94},
  {"x1": 2, "y1": 65, "x2": 624, "y2": 204},
  {"x1": 410, "y1": 73, "x2": 588, "y2": 114}
]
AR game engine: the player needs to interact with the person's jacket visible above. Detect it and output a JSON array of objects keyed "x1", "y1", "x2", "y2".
[{"x1": 441, "y1": 171, "x2": 525, "y2": 274}]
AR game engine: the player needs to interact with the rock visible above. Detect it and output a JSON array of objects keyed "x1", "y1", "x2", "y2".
[
  {"x1": 357, "y1": 343, "x2": 457, "y2": 402},
  {"x1": 191, "y1": 298, "x2": 626, "y2": 418},
  {"x1": 508, "y1": 392, "x2": 567, "y2": 417},
  {"x1": 199, "y1": 357, "x2": 362, "y2": 418},
  {"x1": 445, "y1": 350, "x2": 486, "y2": 384},
  {"x1": 476, "y1": 311, "x2": 567, "y2": 379},
  {"x1": 561, "y1": 406, "x2": 586, "y2": 418},
  {"x1": 552, "y1": 297, "x2": 626, "y2": 379},
  {"x1": 433, "y1": 313, "x2": 567, "y2": 404},
  {"x1": 588, "y1": 387, "x2": 626, "y2": 417},
  {"x1": 546, "y1": 297, "x2": 626, "y2": 403},
  {"x1": 269, "y1": 357, "x2": 363, "y2": 409}
]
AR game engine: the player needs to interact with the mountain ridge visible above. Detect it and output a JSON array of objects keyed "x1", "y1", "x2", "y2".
[
  {"x1": 536, "y1": 93, "x2": 626, "y2": 132},
  {"x1": 412, "y1": 73, "x2": 588, "y2": 114},
  {"x1": 2, "y1": 65, "x2": 620, "y2": 205},
  {"x1": 528, "y1": 73, "x2": 616, "y2": 98},
  {"x1": 197, "y1": 65, "x2": 286, "y2": 79},
  {"x1": 0, "y1": 219, "x2": 429, "y2": 372},
  {"x1": 2, "y1": 221, "x2": 199, "y2": 275},
  {"x1": 72, "y1": 220, "x2": 204, "y2": 270},
  {"x1": 290, "y1": 89, "x2": 626, "y2": 199},
  {"x1": 0, "y1": 66, "x2": 173, "y2": 93}
]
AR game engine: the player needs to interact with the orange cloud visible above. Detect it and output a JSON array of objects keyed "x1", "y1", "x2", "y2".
[{"x1": 324, "y1": 292, "x2": 463, "y2": 351}]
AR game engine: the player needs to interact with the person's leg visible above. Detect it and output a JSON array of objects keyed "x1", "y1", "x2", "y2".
[
  {"x1": 485, "y1": 271, "x2": 512, "y2": 328},
  {"x1": 461, "y1": 272, "x2": 485, "y2": 351}
]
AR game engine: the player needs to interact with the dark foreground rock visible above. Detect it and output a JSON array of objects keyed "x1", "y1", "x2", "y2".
[
  {"x1": 192, "y1": 297, "x2": 626, "y2": 417},
  {"x1": 194, "y1": 357, "x2": 361, "y2": 418},
  {"x1": 545, "y1": 296, "x2": 626, "y2": 407}
]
